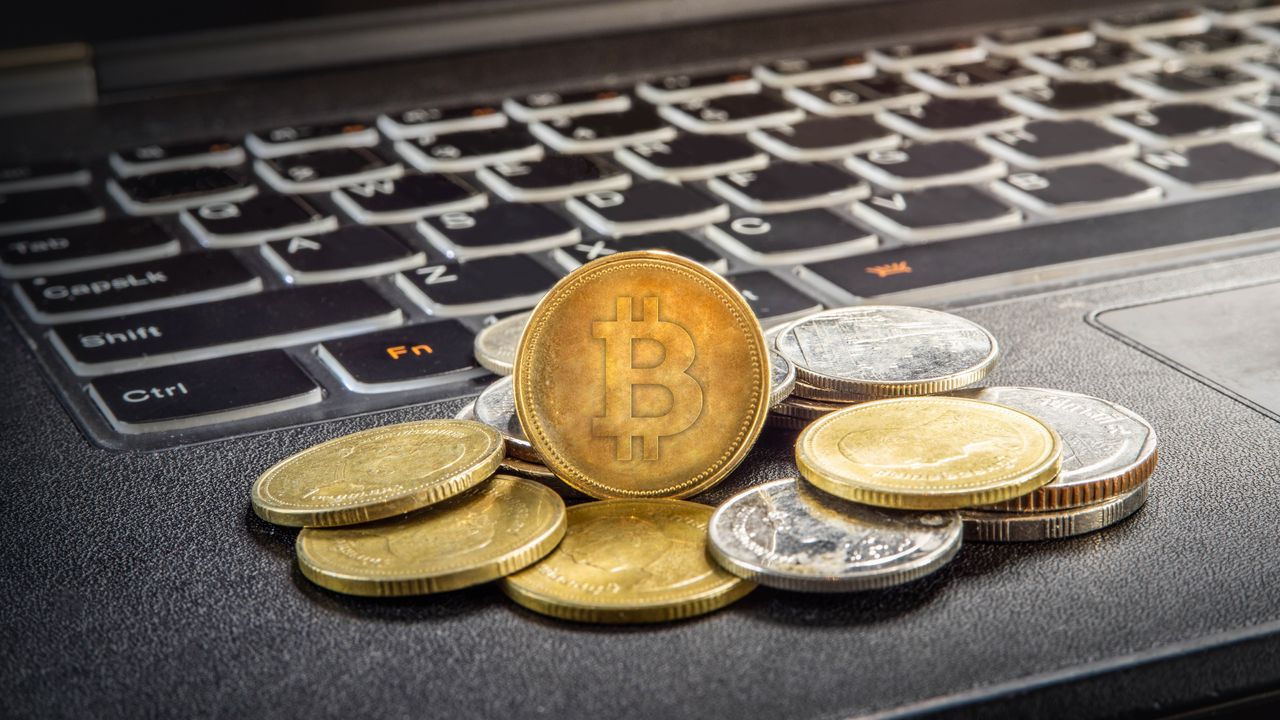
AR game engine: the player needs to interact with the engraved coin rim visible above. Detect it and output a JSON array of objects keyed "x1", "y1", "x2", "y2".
[
  {"x1": 514, "y1": 251, "x2": 770, "y2": 499},
  {"x1": 769, "y1": 349, "x2": 797, "y2": 408},
  {"x1": 796, "y1": 397, "x2": 1063, "y2": 510},
  {"x1": 961, "y1": 480, "x2": 1150, "y2": 542}
]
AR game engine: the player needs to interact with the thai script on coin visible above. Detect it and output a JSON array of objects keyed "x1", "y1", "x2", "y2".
[{"x1": 709, "y1": 478, "x2": 962, "y2": 592}]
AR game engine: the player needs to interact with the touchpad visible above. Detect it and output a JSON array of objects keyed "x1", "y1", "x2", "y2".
[{"x1": 1093, "y1": 281, "x2": 1280, "y2": 421}]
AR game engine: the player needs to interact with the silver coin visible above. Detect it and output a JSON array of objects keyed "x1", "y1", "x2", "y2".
[
  {"x1": 709, "y1": 478, "x2": 962, "y2": 592},
  {"x1": 962, "y1": 481, "x2": 1149, "y2": 542},
  {"x1": 774, "y1": 306, "x2": 999, "y2": 397},
  {"x1": 953, "y1": 386, "x2": 1158, "y2": 511},
  {"x1": 474, "y1": 376, "x2": 541, "y2": 462},
  {"x1": 454, "y1": 400, "x2": 478, "y2": 421},
  {"x1": 473, "y1": 311, "x2": 531, "y2": 376},
  {"x1": 769, "y1": 350, "x2": 796, "y2": 408},
  {"x1": 791, "y1": 379, "x2": 875, "y2": 403}
]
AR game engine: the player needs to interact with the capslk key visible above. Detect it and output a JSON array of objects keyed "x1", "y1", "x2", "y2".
[{"x1": 16, "y1": 251, "x2": 262, "y2": 324}]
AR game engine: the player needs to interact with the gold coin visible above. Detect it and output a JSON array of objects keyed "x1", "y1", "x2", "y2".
[
  {"x1": 297, "y1": 475, "x2": 566, "y2": 596},
  {"x1": 796, "y1": 397, "x2": 1062, "y2": 510},
  {"x1": 501, "y1": 499, "x2": 754, "y2": 623},
  {"x1": 252, "y1": 420, "x2": 504, "y2": 527},
  {"x1": 514, "y1": 251, "x2": 769, "y2": 499}
]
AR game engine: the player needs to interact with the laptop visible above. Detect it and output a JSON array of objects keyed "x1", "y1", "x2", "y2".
[{"x1": 4, "y1": 0, "x2": 1280, "y2": 716}]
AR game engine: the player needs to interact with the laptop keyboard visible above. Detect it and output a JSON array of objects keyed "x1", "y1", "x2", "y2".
[{"x1": 7, "y1": 3, "x2": 1280, "y2": 448}]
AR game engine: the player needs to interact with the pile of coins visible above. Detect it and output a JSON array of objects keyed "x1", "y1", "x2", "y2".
[{"x1": 250, "y1": 250, "x2": 1158, "y2": 622}]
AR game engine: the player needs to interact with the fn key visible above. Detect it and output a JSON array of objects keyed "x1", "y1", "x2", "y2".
[{"x1": 89, "y1": 351, "x2": 321, "y2": 434}]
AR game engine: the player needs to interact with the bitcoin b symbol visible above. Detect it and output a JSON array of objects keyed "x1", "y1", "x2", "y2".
[{"x1": 593, "y1": 296, "x2": 704, "y2": 461}]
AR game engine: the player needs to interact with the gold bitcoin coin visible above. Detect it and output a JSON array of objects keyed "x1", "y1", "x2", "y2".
[
  {"x1": 514, "y1": 251, "x2": 769, "y2": 499},
  {"x1": 297, "y1": 475, "x2": 566, "y2": 596},
  {"x1": 501, "y1": 499, "x2": 754, "y2": 623},
  {"x1": 796, "y1": 397, "x2": 1062, "y2": 510},
  {"x1": 252, "y1": 420, "x2": 504, "y2": 527}
]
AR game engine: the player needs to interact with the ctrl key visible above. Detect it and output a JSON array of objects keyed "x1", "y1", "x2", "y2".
[{"x1": 88, "y1": 351, "x2": 321, "y2": 434}]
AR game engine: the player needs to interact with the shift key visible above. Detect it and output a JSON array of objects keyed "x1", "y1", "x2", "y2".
[
  {"x1": 51, "y1": 282, "x2": 403, "y2": 376},
  {"x1": 88, "y1": 351, "x2": 322, "y2": 434},
  {"x1": 15, "y1": 251, "x2": 262, "y2": 324}
]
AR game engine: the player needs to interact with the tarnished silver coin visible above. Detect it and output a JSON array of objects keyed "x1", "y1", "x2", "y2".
[
  {"x1": 473, "y1": 311, "x2": 531, "y2": 376},
  {"x1": 474, "y1": 376, "x2": 541, "y2": 462},
  {"x1": 954, "y1": 387, "x2": 1158, "y2": 511},
  {"x1": 791, "y1": 380, "x2": 874, "y2": 403},
  {"x1": 775, "y1": 306, "x2": 998, "y2": 398},
  {"x1": 709, "y1": 478, "x2": 962, "y2": 592},
  {"x1": 769, "y1": 350, "x2": 796, "y2": 408},
  {"x1": 771, "y1": 394, "x2": 845, "y2": 421},
  {"x1": 454, "y1": 400, "x2": 477, "y2": 421},
  {"x1": 962, "y1": 481, "x2": 1149, "y2": 542}
]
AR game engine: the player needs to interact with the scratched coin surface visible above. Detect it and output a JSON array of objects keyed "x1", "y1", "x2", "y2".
[
  {"x1": 962, "y1": 481, "x2": 1149, "y2": 542},
  {"x1": 953, "y1": 387, "x2": 1158, "y2": 511},
  {"x1": 297, "y1": 475, "x2": 566, "y2": 596},
  {"x1": 474, "y1": 310, "x2": 531, "y2": 376},
  {"x1": 501, "y1": 499, "x2": 755, "y2": 623},
  {"x1": 797, "y1": 397, "x2": 1062, "y2": 509},
  {"x1": 709, "y1": 478, "x2": 962, "y2": 592},
  {"x1": 514, "y1": 251, "x2": 770, "y2": 499},
  {"x1": 775, "y1": 306, "x2": 999, "y2": 398},
  {"x1": 251, "y1": 420, "x2": 504, "y2": 527},
  {"x1": 769, "y1": 349, "x2": 796, "y2": 408},
  {"x1": 475, "y1": 376, "x2": 541, "y2": 462}
]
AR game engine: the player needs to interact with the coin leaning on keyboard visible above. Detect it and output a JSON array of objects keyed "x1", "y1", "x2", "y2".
[{"x1": 249, "y1": 250, "x2": 1158, "y2": 621}]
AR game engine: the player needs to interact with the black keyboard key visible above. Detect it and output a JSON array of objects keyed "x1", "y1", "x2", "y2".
[
  {"x1": 704, "y1": 210, "x2": 878, "y2": 265},
  {"x1": 613, "y1": 135, "x2": 767, "y2": 181},
  {"x1": 254, "y1": 148, "x2": 402, "y2": 194},
  {"x1": 753, "y1": 53, "x2": 874, "y2": 88},
  {"x1": 1002, "y1": 80, "x2": 1148, "y2": 120},
  {"x1": 636, "y1": 71, "x2": 760, "y2": 104},
  {"x1": 377, "y1": 104, "x2": 506, "y2": 140},
  {"x1": 1139, "y1": 27, "x2": 1268, "y2": 64},
  {"x1": 395, "y1": 127, "x2": 544, "y2": 173},
  {"x1": 1093, "y1": 8, "x2": 1210, "y2": 40},
  {"x1": 784, "y1": 77, "x2": 928, "y2": 117},
  {"x1": 246, "y1": 120, "x2": 379, "y2": 158},
  {"x1": 0, "y1": 161, "x2": 90, "y2": 193},
  {"x1": 317, "y1": 321, "x2": 487, "y2": 393},
  {"x1": 330, "y1": 173, "x2": 487, "y2": 224},
  {"x1": 1119, "y1": 65, "x2": 1267, "y2": 101},
  {"x1": 0, "y1": 186, "x2": 105, "y2": 236},
  {"x1": 798, "y1": 186, "x2": 1280, "y2": 301},
  {"x1": 475, "y1": 155, "x2": 630, "y2": 202},
  {"x1": 979, "y1": 24, "x2": 1096, "y2": 57},
  {"x1": 869, "y1": 39, "x2": 986, "y2": 72},
  {"x1": 17, "y1": 251, "x2": 262, "y2": 324},
  {"x1": 261, "y1": 226, "x2": 424, "y2": 285},
  {"x1": 566, "y1": 181, "x2": 728, "y2": 236},
  {"x1": 1210, "y1": 0, "x2": 1280, "y2": 27},
  {"x1": 878, "y1": 97, "x2": 1025, "y2": 141},
  {"x1": 1134, "y1": 142, "x2": 1280, "y2": 189},
  {"x1": 977, "y1": 120, "x2": 1136, "y2": 170},
  {"x1": 110, "y1": 139, "x2": 243, "y2": 177},
  {"x1": 530, "y1": 107, "x2": 677, "y2": 154},
  {"x1": 418, "y1": 203, "x2": 579, "y2": 260},
  {"x1": 748, "y1": 116, "x2": 900, "y2": 162},
  {"x1": 1, "y1": 219, "x2": 178, "y2": 280},
  {"x1": 503, "y1": 89, "x2": 630, "y2": 122},
  {"x1": 553, "y1": 232, "x2": 726, "y2": 272},
  {"x1": 88, "y1": 351, "x2": 321, "y2": 434},
  {"x1": 52, "y1": 282, "x2": 402, "y2": 375},
  {"x1": 852, "y1": 186, "x2": 1020, "y2": 242},
  {"x1": 727, "y1": 270, "x2": 823, "y2": 326},
  {"x1": 707, "y1": 162, "x2": 868, "y2": 213},
  {"x1": 845, "y1": 141, "x2": 1005, "y2": 191},
  {"x1": 657, "y1": 95, "x2": 804, "y2": 134},
  {"x1": 107, "y1": 168, "x2": 257, "y2": 215},
  {"x1": 1105, "y1": 104, "x2": 1263, "y2": 149},
  {"x1": 1021, "y1": 41, "x2": 1161, "y2": 80},
  {"x1": 903, "y1": 57, "x2": 1045, "y2": 98},
  {"x1": 992, "y1": 164, "x2": 1161, "y2": 217},
  {"x1": 395, "y1": 255, "x2": 560, "y2": 317},
  {"x1": 178, "y1": 195, "x2": 337, "y2": 248}
]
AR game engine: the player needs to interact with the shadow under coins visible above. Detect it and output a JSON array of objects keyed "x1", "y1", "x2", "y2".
[
  {"x1": 287, "y1": 563, "x2": 501, "y2": 623},
  {"x1": 738, "y1": 563, "x2": 957, "y2": 628}
]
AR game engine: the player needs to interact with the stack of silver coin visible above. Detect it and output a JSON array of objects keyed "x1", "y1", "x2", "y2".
[{"x1": 765, "y1": 305, "x2": 1000, "y2": 429}]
